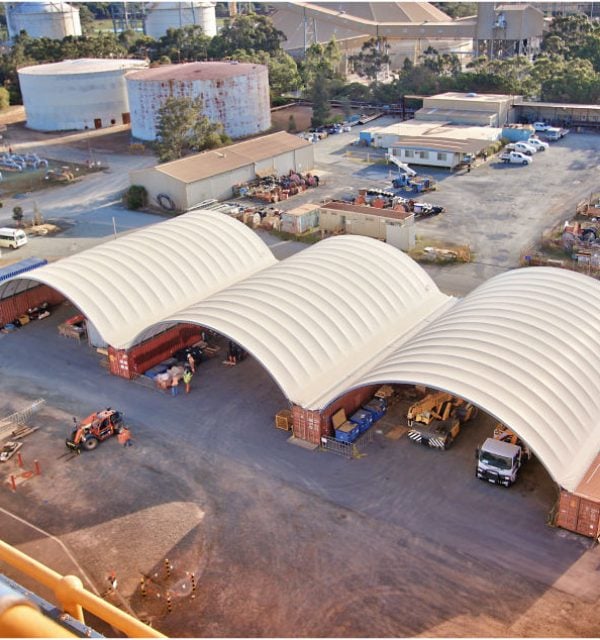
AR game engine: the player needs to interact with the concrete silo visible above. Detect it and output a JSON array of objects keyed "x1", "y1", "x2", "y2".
[
  {"x1": 18, "y1": 58, "x2": 149, "y2": 132},
  {"x1": 6, "y1": 1, "x2": 81, "y2": 40},
  {"x1": 144, "y1": 2, "x2": 217, "y2": 39},
  {"x1": 126, "y1": 61, "x2": 271, "y2": 141}
]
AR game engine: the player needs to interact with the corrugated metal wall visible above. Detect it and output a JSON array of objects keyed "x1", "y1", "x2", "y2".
[
  {"x1": 0, "y1": 285, "x2": 65, "y2": 325},
  {"x1": 555, "y1": 490, "x2": 600, "y2": 538}
]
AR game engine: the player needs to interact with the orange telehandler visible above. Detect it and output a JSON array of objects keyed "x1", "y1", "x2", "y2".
[{"x1": 66, "y1": 408, "x2": 124, "y2": 452}]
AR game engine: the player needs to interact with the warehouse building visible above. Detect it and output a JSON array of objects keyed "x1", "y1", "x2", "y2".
[
  {"x1": 415, "y1": 92, "x2": 518, "y2": 127},
  {"x1": 129, "y1": 132, "x2": 314, "y2": 211},
  {"x1": 2, "y1": 210, "x2": 600, "y2": 525},
  {"x1": 362, "y1": 120, "x2": 502, "y2": 149},
  {"x1": 18, "y1": 58, "x2": 148, "y2": 132},
  {"x1": 126, "y1": 61, "x2": 271, "y2": 141}
]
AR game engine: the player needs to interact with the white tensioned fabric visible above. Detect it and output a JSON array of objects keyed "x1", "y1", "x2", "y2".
[
  {"x1": 150, "y1": 235, "x2": 451, "y2": 407},
  {"x1": 358, "y1": 267, "x2": 600, "y2": 492},
  {"x1": 0, "y1": 211, "x2": 276, "y2": 348}
]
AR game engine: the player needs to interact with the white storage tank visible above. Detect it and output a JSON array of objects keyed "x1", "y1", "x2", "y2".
[
  {"x1": 127, "y1": 61, "x2": 271, "y2": 141},
  {"x1": 6, "y1": 1, "x2": 81, "y2": 40},
  {"x1": 18, "y1": 58, "x2": 149, "y2": 132},
  {"x1": 144, "y1": 1, "x2": 217, "y2": 39}
]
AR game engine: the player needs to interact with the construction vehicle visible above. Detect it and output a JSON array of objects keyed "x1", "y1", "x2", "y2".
[
  {"x1": 391, "y1": 173, "x2": 436, "y2": 194},
  {"x1": 576, "y1": 192, "x2": 600, "y2": 218},
  {"x1": 476, "y1": 438, "x2": 524, "y2": 487},
  {"x1": 66, "y1": 408, "x2": 124, "y2": 452},
  {"x1": 493, "y1": 423, "x2": 532, "y2": 461},
  {"x1": 407, "y1": 391, "x2": 478, "y2": 449}
]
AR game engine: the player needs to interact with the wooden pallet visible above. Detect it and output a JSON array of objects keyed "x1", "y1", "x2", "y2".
[{"x1": 11, "y1": 425, "x2": 39, "y2": 440}]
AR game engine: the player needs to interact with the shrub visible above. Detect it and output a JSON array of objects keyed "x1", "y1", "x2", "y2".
[
  {"x1": 12, "y1": 206, "x2": 23, "y2": 226},
  {"x1": 125, "y1": 185, "x2": 148, "y2": 210}
]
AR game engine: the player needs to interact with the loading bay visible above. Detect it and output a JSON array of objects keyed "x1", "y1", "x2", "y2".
[{"x1": 1, "y1": 121, "x2": 600, "y2": 637}]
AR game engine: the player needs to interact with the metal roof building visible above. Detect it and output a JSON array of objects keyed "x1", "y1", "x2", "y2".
[
  {"x1": 129, "y1": 132, "x2": 315, "y2": 211},
  {"x1": 2, "y1": 211, "x2": 600, "y2": 491}
]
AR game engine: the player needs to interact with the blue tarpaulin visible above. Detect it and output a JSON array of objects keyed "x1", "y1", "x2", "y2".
[{"x1": 0, "y1": 257, "x2": 47, "y2": 283}]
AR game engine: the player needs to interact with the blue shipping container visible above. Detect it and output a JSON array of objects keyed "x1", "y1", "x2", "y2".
[
  {"x1": 335, "y1": 421, "x2": 360, "y2": 443},
  {"x1": 0, "y1": 257, "x2": 47, "y2": 283},
  {"x1": 362, "y1": 398, "x2": 387, "y2": 421},
  {"x1": 350, "y1": 409, "x2": 374, "y2": 433},
  {"x1": 501, "y1": 126, "x2": 534, "y2": 143},
  {"x1": 359, "y1": 130, "x2": 373, "y2": 145}
]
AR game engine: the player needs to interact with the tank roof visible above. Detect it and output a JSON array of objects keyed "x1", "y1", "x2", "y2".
[
  {"x1": 127, "y1": 61, "x2": 267, "y2": 82},
  {"x1": 18, "y1": 58, "x2": 148, "y2": 76},
  {"x1": 146, "y1": 1, "x2": 216, "y2": 11},
  {"x1": 8, "y1": 1, "x2": 78, "y2": 13}
]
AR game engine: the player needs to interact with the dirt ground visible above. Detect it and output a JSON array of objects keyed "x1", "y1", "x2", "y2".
[{"x1": 1, "y1": 303, "x2": 600, "y2": 637}]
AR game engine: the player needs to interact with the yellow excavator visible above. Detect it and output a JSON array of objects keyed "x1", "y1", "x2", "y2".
[{"x1": 407, "y1": 391, "x2": 478, "y2": 449}]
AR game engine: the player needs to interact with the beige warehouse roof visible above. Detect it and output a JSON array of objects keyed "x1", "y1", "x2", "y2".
[
  {"x1": 151, "y1": 132, "x2": 311, "y2": 184},
  {"x1": 392, "y1": 136, "x2": 489, "y2": 154}
]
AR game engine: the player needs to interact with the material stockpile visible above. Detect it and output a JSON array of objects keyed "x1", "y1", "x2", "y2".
[
  {"x1": 1, "y1": 301, "x2": 51, "y2": 334},
  {"x1": 353, "y1": 189, "x2": 444, "y2": 218},
  {"x1": 234, "y1": 171, "x2": 320, "y2": 204}
]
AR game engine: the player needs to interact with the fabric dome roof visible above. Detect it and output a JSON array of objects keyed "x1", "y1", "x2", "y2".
[
  {"x1": 358, "y1": 267, "x2": 600, "y2": 492},
  {"x1": 0, "y1": 211, "x2": 276, "y2": 349},
  {"x1": 146, "y1": 235, "x2": 450, "y2": 406}
]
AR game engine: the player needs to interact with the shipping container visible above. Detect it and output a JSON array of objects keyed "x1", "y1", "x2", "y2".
[
  {"x1": 0, "y1": 284, "x2": 64, "y2": 326},
  {"x1": 291, "y1": 405, "x2": 322, "y2": 444},
  {"x1": 555, "y1": 489, "x2": 600, "y2": 538},
  {"x1": 280, "y1": 203, "x2": 320, "y2": 235},
  {"x1": 501, "y1": 124, "x2": 535, "y2": 142},
  {"x1": 0, "y1": 257, "x2": 47, "y2": 283}
]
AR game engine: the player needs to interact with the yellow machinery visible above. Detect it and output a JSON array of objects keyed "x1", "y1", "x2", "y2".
[
  {"x1": 406, "y1": 391, "x2": 455, "y2": 427},
  {"x1": 0, "y1": 538, "x2": 164, "y2": 638},
  {"x1": 493, "y1": 423, "x2": 532, "y2": 460}
]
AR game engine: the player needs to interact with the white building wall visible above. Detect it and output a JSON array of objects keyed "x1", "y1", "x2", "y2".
[
  {"x1": 145, "y1": 1, "x2": 217, "y2": 39},
  {"x1": 127, "y1": 66, "x2": 271, "y2": 141},
  {"x1": 390, "y1": 147, "x2": 459, "y2": 169},
  {"x1": 187, "y1": 166, "x2": 255, "y2": 207},
  {"x1": 19, "y1": 63, "x2": 148, "y2": 132}
]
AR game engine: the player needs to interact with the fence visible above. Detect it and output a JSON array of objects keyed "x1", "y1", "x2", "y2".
[{"x1": 320, "y1": 428, "x2": 375, "y2": 459}]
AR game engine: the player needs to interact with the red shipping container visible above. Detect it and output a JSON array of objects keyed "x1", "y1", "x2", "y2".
[
  {"x1": 555, "y1": 489, "x2": 600, "y2": 538},
  {"x1": 0, "y1": 285, "x2": 64, "y2": 325}
]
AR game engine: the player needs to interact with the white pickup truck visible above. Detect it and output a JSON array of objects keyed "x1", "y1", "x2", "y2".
[
  {"x1": 499, "y1": 151, "x2": 532, "y2": 165},
  {"x1": 506, "y1": 141, "x2": 536, "y2": 155},
  {"x1": 527, "y1": 137, "x2": 549, "y2": 152}
]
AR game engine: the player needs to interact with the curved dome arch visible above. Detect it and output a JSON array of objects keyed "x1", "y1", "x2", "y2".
[
  {"x1": 356, "y1": 267, "x2": 600, "y2": 491},
  {"x1": 139, "y1": 235, "x2": 451, "y2": 407},
  {"x1": 0, "y1": 211, "x2": 276, "y2": 348}
]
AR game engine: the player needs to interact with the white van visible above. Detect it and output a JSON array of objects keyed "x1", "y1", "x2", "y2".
[{"x1": 0, "y1": 227, "x2": 28, "y2": 249}]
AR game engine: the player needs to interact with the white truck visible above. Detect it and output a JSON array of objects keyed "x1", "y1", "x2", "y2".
[
  {"x1": 506, "y1": 141, "x2": 536, "y2": 155},
  {"x1": 499, "y1": 151, "x2": 532, "y2": 165},
  {"x1": 526, "y1": 137, "x2": 549, "y2": 152},
  {"x1": 476, "y1": 437, "x2": 524, "y2": 487}
]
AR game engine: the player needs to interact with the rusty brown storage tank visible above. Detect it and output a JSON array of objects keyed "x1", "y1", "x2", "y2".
[{"x1": 126, "y1": 61, "x2": 271, "y2": 141}]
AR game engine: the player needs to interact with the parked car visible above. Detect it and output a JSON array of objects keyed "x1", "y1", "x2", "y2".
[
  {"x1": 527, "y1": 137, "x2": 549, "y2": 152},
  {"x1": 506, "y1": 141, "x2": 536, "y2": 155},
  {"x1": 499, "y1": 151, "x2": 532, "y2": 165},
  {"x1": 545, "y1": 127, "x2": 568, "y2": 141},
  {"x1": 533, "y1": 121, "x2": 551, "y2": 132}
]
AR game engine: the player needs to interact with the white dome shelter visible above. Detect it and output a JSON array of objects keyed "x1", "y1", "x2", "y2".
[
  {"x1": 126, "y1": 61, "x2": 271, "y2": 141},
  {"x1": 18, "y1": 58, "x2": 149, "y2": 132},
  {"x1": 145, "y1": 1, "x2": 217, "y2": 39},
  {"x1": 6, "y1": 1, "x2": 81, "y2": 40},
  {"x1": 3, "y1": 212, "x2": 600, "y2": 492}
]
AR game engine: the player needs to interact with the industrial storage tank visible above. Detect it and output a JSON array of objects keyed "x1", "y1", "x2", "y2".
[
  {"x1": 126, "y1": 61, "x2": 271, "y2": 141},
  {"x1": 18, "y1": 58, "x2": 149, "y2": 132},
  {"x1": 6, "y1": 1, "x2": 81, "y2": 40},
  {"x1": 144, "y1": 1, "x2": 217, "y2": 39}
]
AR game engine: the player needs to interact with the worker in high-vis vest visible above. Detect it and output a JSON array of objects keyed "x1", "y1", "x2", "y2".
[{"x1": 183, "y1": 368, "x2": 193, "y2": 394}]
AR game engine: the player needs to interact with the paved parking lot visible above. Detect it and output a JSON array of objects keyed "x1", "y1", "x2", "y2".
[{"x1": 1, "y1": 122, "x2": 600, "y2": 636}]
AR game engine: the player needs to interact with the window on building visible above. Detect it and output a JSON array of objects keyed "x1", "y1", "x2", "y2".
[
  {"x1": 404, "y1": 149, "x2": 414, "y2": 158},
  {"x1": 416, "y1": 151, "x2": 428, "y2": 159},
  {"x1": 437, "y1": 152, "x2": 448, "y2": 161}
]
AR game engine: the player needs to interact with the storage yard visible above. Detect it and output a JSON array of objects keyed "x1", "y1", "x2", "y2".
[{"x1": 1, "y1": 114, "x2": 600, "y2": 638}]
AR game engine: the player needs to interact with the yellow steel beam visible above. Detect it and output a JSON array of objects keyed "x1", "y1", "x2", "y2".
[
  {"x1": 0, "y1": 539, "x2": 165, "y2": 638},
  {"x1": 0, "y1": 603, "x2": 77, "y2": 638}
]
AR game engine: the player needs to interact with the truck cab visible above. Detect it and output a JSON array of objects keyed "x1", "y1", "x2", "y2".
[
  {"x1": 499, "y1": 151, "x2": 532, "y2": 165},
  {"x1": 476, "y1": 437, "x2": 522, "y2": 487}
]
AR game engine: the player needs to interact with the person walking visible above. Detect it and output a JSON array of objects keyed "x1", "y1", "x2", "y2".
[
  {"x1": 183, "y1": 368, "x2": 193, "y2": 394},
  {"x1": 187, "y1": 352, "x2": 196, "y2": 373},
  {"x1": 117, "y1": 427, "x2": 133, "y2": 447},
  {"x1": 171, "y1": 376, "x2": 180, "y2": 397}
]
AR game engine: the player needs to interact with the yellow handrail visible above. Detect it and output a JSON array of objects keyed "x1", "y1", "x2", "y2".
[
  {"x1": 0, "y1": 603, "x2": 77, "y2": 638},
  {"x1": 0, "y1": 539, "x2": 165, "y2": 638}
]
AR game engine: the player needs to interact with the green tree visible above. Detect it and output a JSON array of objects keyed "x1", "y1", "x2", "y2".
[
  {"x1": 77, "y1": 4, "x2": 96, "y2": 34},
  {"x1": 421, "y1": 46, "x2": 461, "y2": 76},
  {"x1": 349, "y1": 37, "x2": 391, "y2": 84},
  {"x1": 208, "y1": 13, "x2": 285, "y2": 58},
  {"x1": 310, "y1": 70, "x2": 331, "y2": 127},
  {"x1": 226, "y1": 49, "x2": 301, "y2": 99},
  {"x1": 125, "y1": 185, "x2": 148, "y2": 210},
  {"x1": 156, "y1": 25, "x2": 211, "y2": 63},
  {"x1": 154, "y1": 96, "x2": 225, "y2": 163},
  {"x1": 432, "y1": 2, "x2": 477, "y2": 19},
  {"x1": 300, "y1": 39, "x2": 342, "y2": 92}
]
